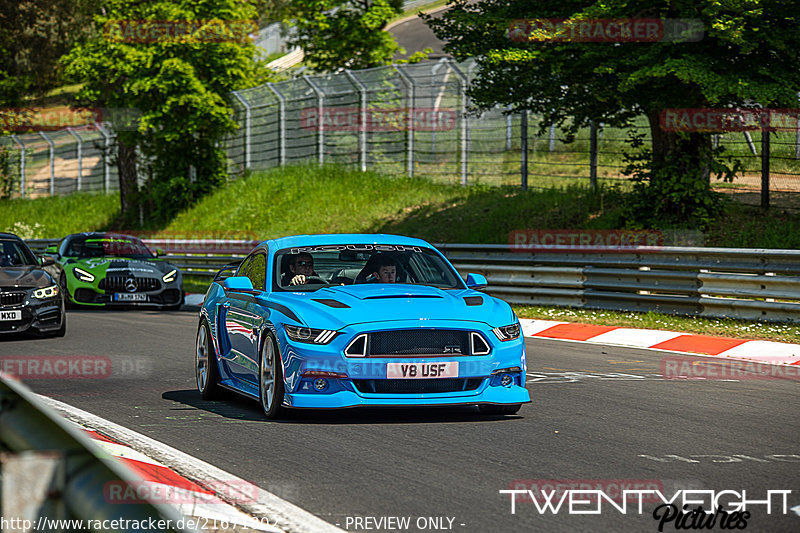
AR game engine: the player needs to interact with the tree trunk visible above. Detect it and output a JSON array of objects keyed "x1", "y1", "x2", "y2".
[
  {"x1": 117, "y1": 138, "x2": 138, "y2": 217},
  {"x1": 646, "y1": 109, "x2": 712, "y2": 182}
]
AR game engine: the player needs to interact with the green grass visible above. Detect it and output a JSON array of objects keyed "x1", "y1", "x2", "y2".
[
  {"x1": 513, "y1": 305, "x2": 800, "y2": 344},
  {"x1": 0, "y1": 192, "x2": 119, "y2": 239}
]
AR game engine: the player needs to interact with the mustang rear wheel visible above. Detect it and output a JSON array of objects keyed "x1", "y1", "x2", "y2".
[
  {"x1": 478, "y1": 403, "x2": 522, "y2": 415},
  {"x1": 196, "y1": 320, "x2": 220, "y2": 399},
  {"x1": 259, "y1": 333, "x2": 286, "y2": 419}
]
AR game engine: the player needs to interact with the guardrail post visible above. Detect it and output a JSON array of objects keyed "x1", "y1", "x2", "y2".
[
  {"x1": 267, "y1": 83, "x2": 286, "y2": 166},
  {"x1": 38, "y1": 131, "x2": 55, "y2": 196},
  {"x1": 447, "y1": 60, "x2": 469, "y2": 186},
  {"x1": 549, "y1": 122, "x2": 556, "y2": 152},
  {"x1": 344, "y1": 70, "x2": 368, "y2": 172},
  {"x1": 589, "y1": 120, "x2": 598, "y2": 191},
  {"x1": 395, "y1": 66, "x2": 415, "y2": 177},
  {"x1": 231, "y1": 90, "x2": 251, "y2": 171},
  {"x1": 94, "y1": 122, "x2": 111, "y2": 193},
  {"x1": 506, "y1": 106, "x2": 513, "y2": 151},
  {"x1": 10, "y1": 135, "x2": 25, "y2": 197},
  {"x1": 66, "y1": 127, "x2": 83, "y2": 191},
  {"x1": 304, "y1": 75, "x2": 325, "y2": 165}
]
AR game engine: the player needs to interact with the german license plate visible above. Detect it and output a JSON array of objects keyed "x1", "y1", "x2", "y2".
[
  {"x1": 0, "y1": 310, "x2": 21, "y2": 321},
  {"x1": 387, "y1": 362, "x2": 458, "y2": 379},
  {"x1": 114, "y1": 293, "x2": 148, "y2": 302}
]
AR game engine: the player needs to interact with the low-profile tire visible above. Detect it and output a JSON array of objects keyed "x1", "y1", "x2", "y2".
[
  {"x1": 259, "y1": 333, "x2": 286, "y2": 419},
  {"x1": 59, "y1": 273, "x2": 76, "y2": 309},
  {"x1": 478, "y1": 403, "x2": 522, "y2": 415},
  {"x1": 196, "y1": 319, "x2": 220, "y2": 400}
]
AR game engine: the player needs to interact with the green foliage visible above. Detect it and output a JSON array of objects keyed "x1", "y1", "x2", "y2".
[
  {"x1": 0, "y1": 193, "x2": 119, "y2": 237},
  {"x1": 285, "y1": 0, "x2": 404, "y2": 71},
  {"x1": 62, "y1": 0, "x2": 272, "y2": 224},
  {"x1": 426, "y1": 0, "x2": 800, "y2": 225},
  {"x1": 0, "y1": 0, "x2": 97, "y2": 106},
  {"x1": 0, "y1": 146, "x2": 14, "y2": 198}
]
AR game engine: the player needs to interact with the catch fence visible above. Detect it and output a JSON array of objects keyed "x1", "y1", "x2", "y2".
[{"x1": 3, "y1": 59, "x2": 800, "y2": 207}]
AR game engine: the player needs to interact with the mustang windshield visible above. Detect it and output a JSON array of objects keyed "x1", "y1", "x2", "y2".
[
  {"x1": 0, "y1": 239, "x2": 38, "y2": 267},
  {"x1": 274, "y1": 245, "x2": 464, "y2": 292},
  {"x1": 64, "y1": 235, "x2": 155, "y2": 259}
]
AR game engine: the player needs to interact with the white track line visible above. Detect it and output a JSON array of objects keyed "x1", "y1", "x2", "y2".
[{"x1": 38, "y1": 395, "x2": 345, "y2": 533}]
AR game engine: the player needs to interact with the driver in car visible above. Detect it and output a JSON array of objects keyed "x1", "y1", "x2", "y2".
[
  {"x1": 284, "y1": 252, "x2": 316, "y2": 286},
  {"x1": 370, "y1": 255, "x2": 397, "y2": 283}
]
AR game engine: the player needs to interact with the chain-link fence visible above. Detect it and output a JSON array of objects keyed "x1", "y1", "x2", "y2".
[
  {"x1": 3, "y1": 58, "x2": 800, "y2": 208},
  {"x1": 0, "y1": 124, "x2": 117, "y2": 198}
]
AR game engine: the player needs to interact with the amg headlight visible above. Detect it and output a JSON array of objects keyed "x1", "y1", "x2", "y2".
[
  {"x1": 493, "y1": 322, "x2": 521, "y2": 341},
  {"x1": 32, "y1": 285, "x2": 59, "y2": 300},
  {"x1": 285, "y1": 325, "x2": 339, "y2": 344},
  {"x1": 162, "y1": 269, "x2": 178, "y2": 283},
  {"x1": 73, "y1": 267, "x2": 95, "y2": 282}
]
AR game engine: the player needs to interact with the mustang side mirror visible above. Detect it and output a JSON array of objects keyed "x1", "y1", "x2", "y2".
[
  {"x1": 223, "y1": 276, "x2": 254, "y2": 292},
  {"x1": 39, "y1": 255, "x2": 55, "y2": 266},
  {"x1": 465, "y1": 273, "x2": 487, "y2": 290}
]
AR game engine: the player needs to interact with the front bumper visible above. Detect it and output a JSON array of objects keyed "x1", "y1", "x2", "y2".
[
  {"x1": 0, "y1": 300, "x2": 64, "y2": 335},
  {"x1": 278, "y1": 319, "x2": 530, "y2": 409}
]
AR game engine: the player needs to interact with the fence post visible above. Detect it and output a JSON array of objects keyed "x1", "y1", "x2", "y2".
[
  {"x1": 520, "y1": 109, "x2": 528, "y2": 191},
  {"x1": 549, "y1": 122, "x2": 556, "y2": 152},
  {"x1": 94, "y1": 122, "x2": 111, "y2": 193},
  {"x1": 744, "y1": 131, "x2": 758, "y2": 155},
  {"x1": 10, "y1": 135, "x2": 25, "y2": 198},
  {"x1": 345, "y1": 70, "x2": 368, "y2": 172},
  {"x1": 430, "y1": 58, "x2": 449, "y2": 157},
  {"x1": 589, "y1": 120, "x2": 598, "y2": 191},
  {"x1": 761, "y1": 129, "x2": 770, "y2": 209},
  {"x1": 38, "y1": 132, "x2": 55, "y2": 196},
  {"x1": 395, "y1": 66, "x2": 415, "y2": 177},
  {"x1": 66, "y1": 127, "x2": 82, "y2": 192},
  {"x1": 448, "y1": 60, "x2": 469, "y2": 186},
  {"x1": 506, "y1": 105, "x2": 513, "y2": 151},
  {"x1": 304, "y1": 75, "x2": 325, "y2": 165},
  {"x1": 231, "y1": 91, "x2": 251, "y2": 171},
  {"x1": 795, "y1": 112, "x2": 800, "y2": 160},
  {"x1": 267, "y1": 83, "x2": 286, "y2": 166}
]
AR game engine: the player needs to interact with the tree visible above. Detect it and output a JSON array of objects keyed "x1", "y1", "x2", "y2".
[
  {"x1": 285, "y1": 0, "x2": 404, "y2": 71},
  {"x1": 0, "y1": 0, "x2": 98, "y2": 107},
  {"x1": 63, "y1": 0, "x2": 270, "y2": 224},
  {"x1": 426, "y1": 0, "x2": 800, "y2": 227}
]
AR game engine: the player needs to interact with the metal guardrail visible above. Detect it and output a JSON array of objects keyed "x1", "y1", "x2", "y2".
[
  {"x1": 26, "y1": 239, "x2": 800, "y2": 323},
  {"x1": 0, "y1": 373, "x2": 193, "y2": 532}
]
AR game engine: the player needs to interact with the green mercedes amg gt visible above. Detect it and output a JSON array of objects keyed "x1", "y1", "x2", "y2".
[{"x1": 45, "y1": 232, "x2": 184, "y2": 309}]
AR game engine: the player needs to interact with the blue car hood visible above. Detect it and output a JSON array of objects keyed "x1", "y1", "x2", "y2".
[{"x1": 267, "y1": 284, "x2": 514, "y2": 329}]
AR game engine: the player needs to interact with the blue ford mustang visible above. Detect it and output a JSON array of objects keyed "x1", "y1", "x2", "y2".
[{"x1": 196, "y1": 234, "x2": 530, "y2": 419}]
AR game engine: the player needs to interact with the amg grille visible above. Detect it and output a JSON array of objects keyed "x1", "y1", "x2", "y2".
[
  {"x1": 353, "y1": 378, "x2": 483, "y2": 394},
  {"x1": 368, "y1": 329, "x2": 473, "y2": 356},
  {"x1": 99, "y1": 275, "x2": 160, "y2": 292},
  {"x1": 0, "y1": 290, "x2": 26, "y2": 307}
]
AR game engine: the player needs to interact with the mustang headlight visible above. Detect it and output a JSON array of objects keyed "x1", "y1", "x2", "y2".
[
  {"x1": 32, "y1": 285, "x2": 59, "y2": 300},
  {"x1": 493, "y1": 322, "x2": 521, "y2": 341},
  {"x1": 162, "y1": 269, "x2": 178, "y2": 283},
  {"x1": 285, "y1": 325, "x2": 339, "y2": 344},
  {"x1": 73, "y1": 267, "x2": 95, "y2": 282}
]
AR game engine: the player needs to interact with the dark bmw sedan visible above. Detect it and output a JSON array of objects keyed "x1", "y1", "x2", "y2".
[{"x1": 0, "y1": 232, "x2": 65, "y2": 337}]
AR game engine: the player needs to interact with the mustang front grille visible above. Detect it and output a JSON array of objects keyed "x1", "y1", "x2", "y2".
[
  {"x1": 99, "y1": 275, "x2": 160, "y2": 292},
  {"x1": 0, "y1": 291, "x2": 26, "y2": 307},
  {"x1": 350, "y1": 329, "x2": 490, "y2": 357},
  {"x1": 353, "y1": 378, "x2": 484, "y2": 394}
]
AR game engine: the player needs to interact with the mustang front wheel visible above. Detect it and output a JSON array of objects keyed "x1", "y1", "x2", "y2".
[
  {"x1": 260, "y1": 333, "x2": 286, "y2": 419},
  {"x1": 196, "y1": 320, "x2": 220, "y2": 399}
]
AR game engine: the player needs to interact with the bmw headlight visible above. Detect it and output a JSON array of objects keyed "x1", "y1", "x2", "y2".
[
  {"x1": 493, "y1": 322, "x2": 521, "y2": 341},
  {"x1": 73, "y1": 267, "x2": 95, "y2": 282},
  {"x1": 32, "y1": 285, "x2": 59, "y2": 300},
  {"x1": 285, "y1": 325, "x2": 339, "y2": 344},
  {"x1": 162, "y1": 269, "x2": 178, "y2": 283}
]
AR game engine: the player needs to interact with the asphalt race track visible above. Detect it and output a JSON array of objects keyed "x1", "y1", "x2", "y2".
[{"x1": 1, "y1": 309, "x2": 798, "y2": 532}]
